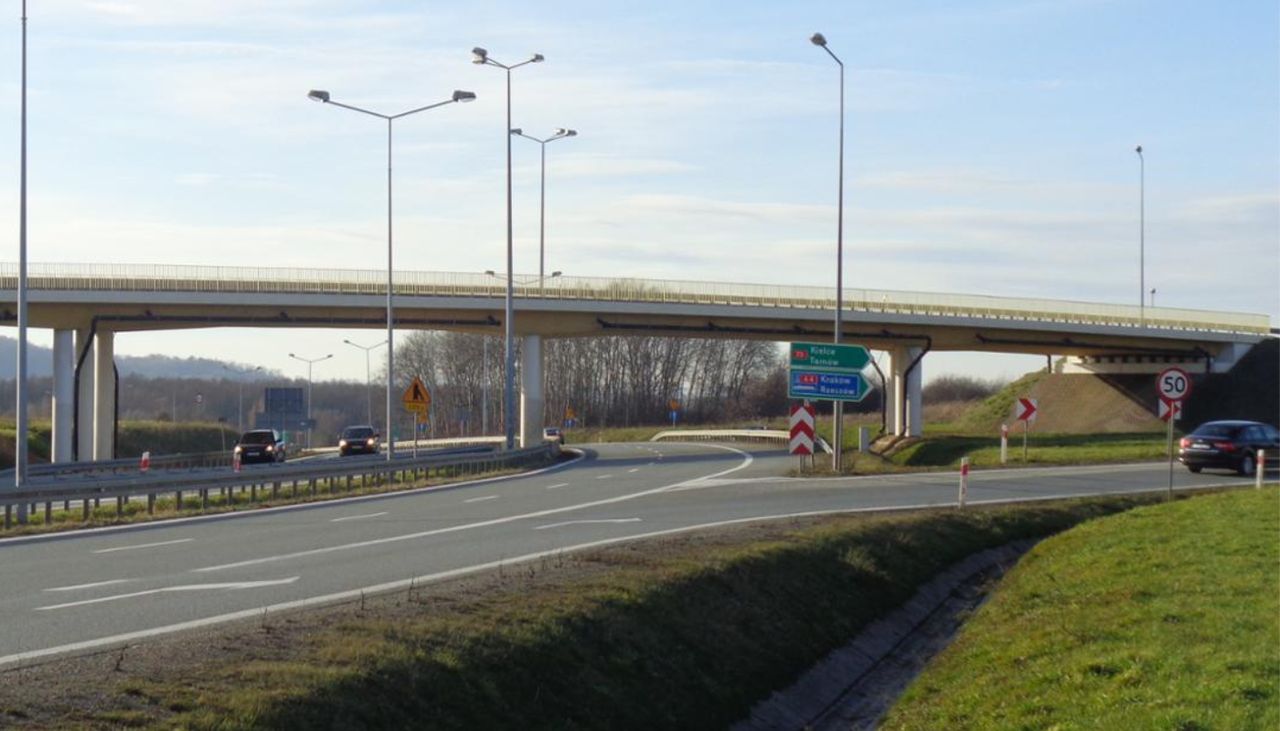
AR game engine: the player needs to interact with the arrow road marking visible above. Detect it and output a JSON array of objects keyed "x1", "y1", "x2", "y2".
[
  {"x1": 36, "y1": 577, "x2": 300, "y2": 611},
  {"x1": 533, "y1": 518, "x2": 643, "y2": 531},
  {"x1": 92, "y1": 538, "x2": 193, "y2": 555}
]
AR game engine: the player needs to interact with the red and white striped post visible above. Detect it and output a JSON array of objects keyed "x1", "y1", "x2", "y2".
[
  {"x1": 959, "y1": 456, "x2": 970, "y2": 508},
  {"x1": 1257, "y1": 449, "x2": 1265, "y2": 490},
  {"x1": 232, "y1": 451, "x2": 242, "y2": 473},
  {"x1": 139, "y1": 451, "x2": 151, "y2": 473}
]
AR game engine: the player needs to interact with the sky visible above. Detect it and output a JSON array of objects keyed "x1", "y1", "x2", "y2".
[{"x1": 0, "y1": 0, "x2": 1276, "y2": 387}]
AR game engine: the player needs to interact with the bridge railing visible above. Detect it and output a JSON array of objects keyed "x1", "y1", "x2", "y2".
[{"x1": 0, "y1": 262, "x2": 1268, "y2": 335}]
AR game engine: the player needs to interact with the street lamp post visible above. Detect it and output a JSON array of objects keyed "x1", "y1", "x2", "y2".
[
  {"x1": 810, "y1": 32, "x2": 846, "y2": 472},
  {"x1": 343, "y1": 338, "x2": 387, "y2": 427},
  {"x1": 308, "y1": 88, "x2": 475, "y2": 460},
  {"x1": 223, "y1": 364, "x2": 262, "y2": 434},
  {"x1": 1136, "y1": 144, "x2": 1145, "y2": 326},
  {"x1": 15, "y1": 0, "x2": 30, "y2": 523},
  {"x1": 473, "y1": 46, "x2": 544, "y2": 450},
  {"x1": 511, "y1": 128, "x2": 577, "y2": 285},
  {"x1": 288, "y1": 353, "x2": 332, "y2": 449}
]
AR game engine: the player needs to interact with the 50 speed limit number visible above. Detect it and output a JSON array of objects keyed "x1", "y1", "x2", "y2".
[{"x1": 1157, "y1": 367, "x2": 1192, "y2": 402}]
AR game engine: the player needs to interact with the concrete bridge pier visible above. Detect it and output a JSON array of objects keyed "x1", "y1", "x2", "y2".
[
  {"x1": 887, "y1": 346, "x2": 924, "y2": 438},
  {"x1": 519, "y1": 334, "x2": 545, "y2": 448},
  {"x1": 74, "y1": 328, "x2": 95, "y2": 461},
  {"x1": 93, "y1": 330, "x2": 116, "y2": 460},
  {"x1": 51, "y1": 330, "x2": 75, "y2": 462}
]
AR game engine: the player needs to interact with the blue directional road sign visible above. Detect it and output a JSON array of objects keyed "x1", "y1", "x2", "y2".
[{"x1": 788, "y1": 369, "x2": 870, "y2": 402}]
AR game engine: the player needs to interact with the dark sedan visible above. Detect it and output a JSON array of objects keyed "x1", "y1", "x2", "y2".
[
  {"x1": 1179, "y1": 420, "x2": 1279, "y2": 475},
  {"x1": 234, "y1": 429, "x2": 287, "y2": 464},
  {"x1": 339, "y1": 425, "x2": 381, "y2": 456}
]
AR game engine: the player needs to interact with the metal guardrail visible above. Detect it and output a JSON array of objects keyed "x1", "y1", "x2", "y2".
[
  {"x1": 650, "y1": 429, "x2": 833, "y2": 454},
  {"x1": 2, "y1": 443, "x2": 557, "y2": 529},
  {"x1": 0, "y1": 262, "x2": 1268, "y2": 335}
]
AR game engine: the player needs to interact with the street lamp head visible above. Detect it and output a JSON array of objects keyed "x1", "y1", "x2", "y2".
[
  {"x1": 485, "y1": 269, "x2": 496, "y2": 276},
  {"x1": 471, "y1": 47, "x2": 489, "y2": 64},
  {"x1": 531, "y1": 53, "x2": 545, "y2": 63},
  {"x1": 555, "y1": 128, "x2": 578, "y2": 137},
  {"x1": 810, "y1": 32, "x2": 828, "y2": 47},
  {"x1": 510, "y1": 127, "x2": 523, "y2": 136},
  {"x1": 453, "y1": 90, "x2": 477, "y2": 103},
  {"x1": 1135, "y1": 144, "x2": 1143, "y2": 154},
  {"x1": 288, "y1": 353, "x2": 297, "y2": 358},
  {"x1": 307, "y1": 90, "x2": 330, "y2": 103},
  {"x1": 551, "y1": 271, "x2": 562, "y2": 278}
]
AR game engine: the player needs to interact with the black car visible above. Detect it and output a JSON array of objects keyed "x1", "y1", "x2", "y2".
[
  {"x1": 1179, "y1": 420, "x2": 1279, "y2": 475},
  {"x1": 339, "y1": 425, "x2": 381, "y2": 456},
  {"x1": 234, "y1": 429, "x2": 287, "y2": 464}
]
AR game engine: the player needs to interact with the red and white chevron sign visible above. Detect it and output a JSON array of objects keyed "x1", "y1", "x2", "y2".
[
  {"x1": 789, "y1": 403, "x2": 816, "y2": 455},
  {"x1": 1158, "y1": 397, "x2": 1182, "y2": 422},
  {"x1": 1014, "y1": 397, "x2": 1038, "y2": 422}
]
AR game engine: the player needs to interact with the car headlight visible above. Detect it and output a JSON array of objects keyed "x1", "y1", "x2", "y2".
[
  {"x1": 367, "y1": 438, "x2": 375, "y2": 446},
  {"x1": 234, "y1": 445, "x2": 242, "y2": 453},
  {"x1": 266, "y1": 445, "x2": 274, "y2": 452},
  {"x1": 339, "y1": 439, "x2": 348, "y2": 447}
]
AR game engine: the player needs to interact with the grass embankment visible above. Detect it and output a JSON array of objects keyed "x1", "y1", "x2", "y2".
[
  {"x1": 883, "y1": 487, "x2": 1280, "y2": 730},
  {"x1": 96, "y1": 496, "x2": 1159, "y2": 730},
  {"x1": 0, "y1": 420, "x2": 238, "y2": 468}
]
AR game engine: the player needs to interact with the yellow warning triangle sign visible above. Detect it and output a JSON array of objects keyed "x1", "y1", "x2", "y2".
[{"x1": 403, "y1": 376, "x2": 431, "y2": 413}]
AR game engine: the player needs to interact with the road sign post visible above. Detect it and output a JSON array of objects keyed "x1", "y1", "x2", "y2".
[
  {"x1": 1156, "y1": 368, "x2": 1191, "y2": 500},
  {"x1": 1014, "y1": 398, "x2": 1037, "y2": 462},
  {"x1": 789, "y1": 342, "x2": 875, "y2": 473}
]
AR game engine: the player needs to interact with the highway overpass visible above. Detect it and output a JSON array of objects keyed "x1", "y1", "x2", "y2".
[{"x1": 0, "y1": 263, "x2": 1269, "y2": 462}]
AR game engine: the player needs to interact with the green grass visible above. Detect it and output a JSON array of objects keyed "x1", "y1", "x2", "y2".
[
  {"x1": 105, "y1": 495, "x2": 1167, "y2": 730},
  {"x1": 882, "y1": 487, "x2": 1280, "y2": 731},
  {"x1": 893, "y1": 431, "x2": 1169, "y2": 468}
]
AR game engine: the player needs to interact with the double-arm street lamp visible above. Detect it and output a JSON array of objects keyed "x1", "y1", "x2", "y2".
[
  {"x1": 223, "y1": 364, "x2": 262, "y2": 434},
  {"x1": 810, "y1": 31, "x2": 847, "y2": 471},
  {"x1": 473, "y1": 46, "x2": 544, "y2": 450},
  {"x1": 289, "y1": 352, "x2": 332, "y2": 449},
  {"x1": 343, "y1": 338, "x2": 387, "y2": 427},
  {"x1": 308, "y1": 87, "x2": 475, "y2": 459},
  {"x1": 510, "y1": 127, "x2": 577, "y2": 285}
]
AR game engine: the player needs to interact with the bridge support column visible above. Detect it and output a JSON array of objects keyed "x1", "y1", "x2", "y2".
[
  {"x1": 51, "y1": 330, "x2": 75, "y2": 463},
  {"x1": 75, "y1": 328, "x2": 95, "y2": 461},
  {"x1": 904, "y1": 346, "x2": 923, "y2": 438},
  {"x1": 93, "y1": 330, "x2": 116, "y2": 460},
  {"x1": 519, "y1": 335, "x2": 545, "y2": 448}
]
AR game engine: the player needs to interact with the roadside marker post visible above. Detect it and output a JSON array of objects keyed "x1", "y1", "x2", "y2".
[
  {"x1": 1258, "y1": 449, "x2": 1265, "y2": 490},
  {"x1": 789, "y1": 402, "x2": 816, "y2": 469},
  {"x1": 139, "y1": 451, "x2": 151, "y2": 473},
  {"x1": 1000, "y1": 424, "x2": 1009, "y2": 465},
  {"x1": 958, "y1": 456, "x2": 970, "y2": 508},
  {"x1": 232, "y1": 451, "x2": 241, "y2": 473}
]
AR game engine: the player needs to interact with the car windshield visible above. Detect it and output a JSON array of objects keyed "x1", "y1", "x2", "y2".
[
  {"x1": 1191, "y1": 424, "x2": 1243, "y2": 439},
  {"x1": 239, "y1": 431, "x2": 275, "y2": 445},
  {"x1": 342, "y1": 427, "x2": 375, "y2": 439}
]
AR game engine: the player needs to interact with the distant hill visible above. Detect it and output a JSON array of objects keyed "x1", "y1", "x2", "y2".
[{"x1": 0, "y1": 336, "x2": 279, "y2": 380}]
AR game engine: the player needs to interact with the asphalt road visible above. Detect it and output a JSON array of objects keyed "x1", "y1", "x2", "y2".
[{"x1": 0, "y1": 441, "x2": 1257, "y2": 668}]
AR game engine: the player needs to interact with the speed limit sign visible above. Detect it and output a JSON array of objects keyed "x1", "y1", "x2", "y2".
[{"x1": 1156, "y1": 367, "x2": 1192, "y2": 402}]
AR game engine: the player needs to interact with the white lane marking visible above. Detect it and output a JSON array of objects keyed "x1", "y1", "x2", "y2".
[
  {"x1": 35, "y1": 577, "x2": 300, "y2": 611},
  {"x1": 628, "y1": 468, "x2": 640, "y2": 473},
  {"x1": 44, "y1": 579, "x2": 134, "y2": 593},
  {"x1": 534, "y1": 518, "x2": 642, "y2": 531},
  {"x1": 0, "y1": 450, "x2": 589, "y2": 548},
  {"x1": 545, "y1": 483, "x2": 570, "y2": 490},
  {"x1": 193, "y1": 443, "x2": 755, "y2": 575},
  {"x1": 465, "y1": 495, "x2": 499, "y2": 504},
  {"x1": 596, "y1": 474, "x2": 613, "y2": 480},
  {"x1": 327, "y1": 512, "x2": 386, "y2": 522},
  {"x1": 92, "y1": 538, "x2": 192, "y2": 555},
  {"x1": 3, "y1": 477, "x2": 1232, "y2": 669}
]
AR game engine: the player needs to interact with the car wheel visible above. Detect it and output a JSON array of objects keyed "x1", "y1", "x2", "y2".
[
  {"x1": 1238, "y1": 453, "x2": 1256, "y2": 477},
  {"x1": 1187, "y1": 465, "x2": 1202, "y2": 473}
]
